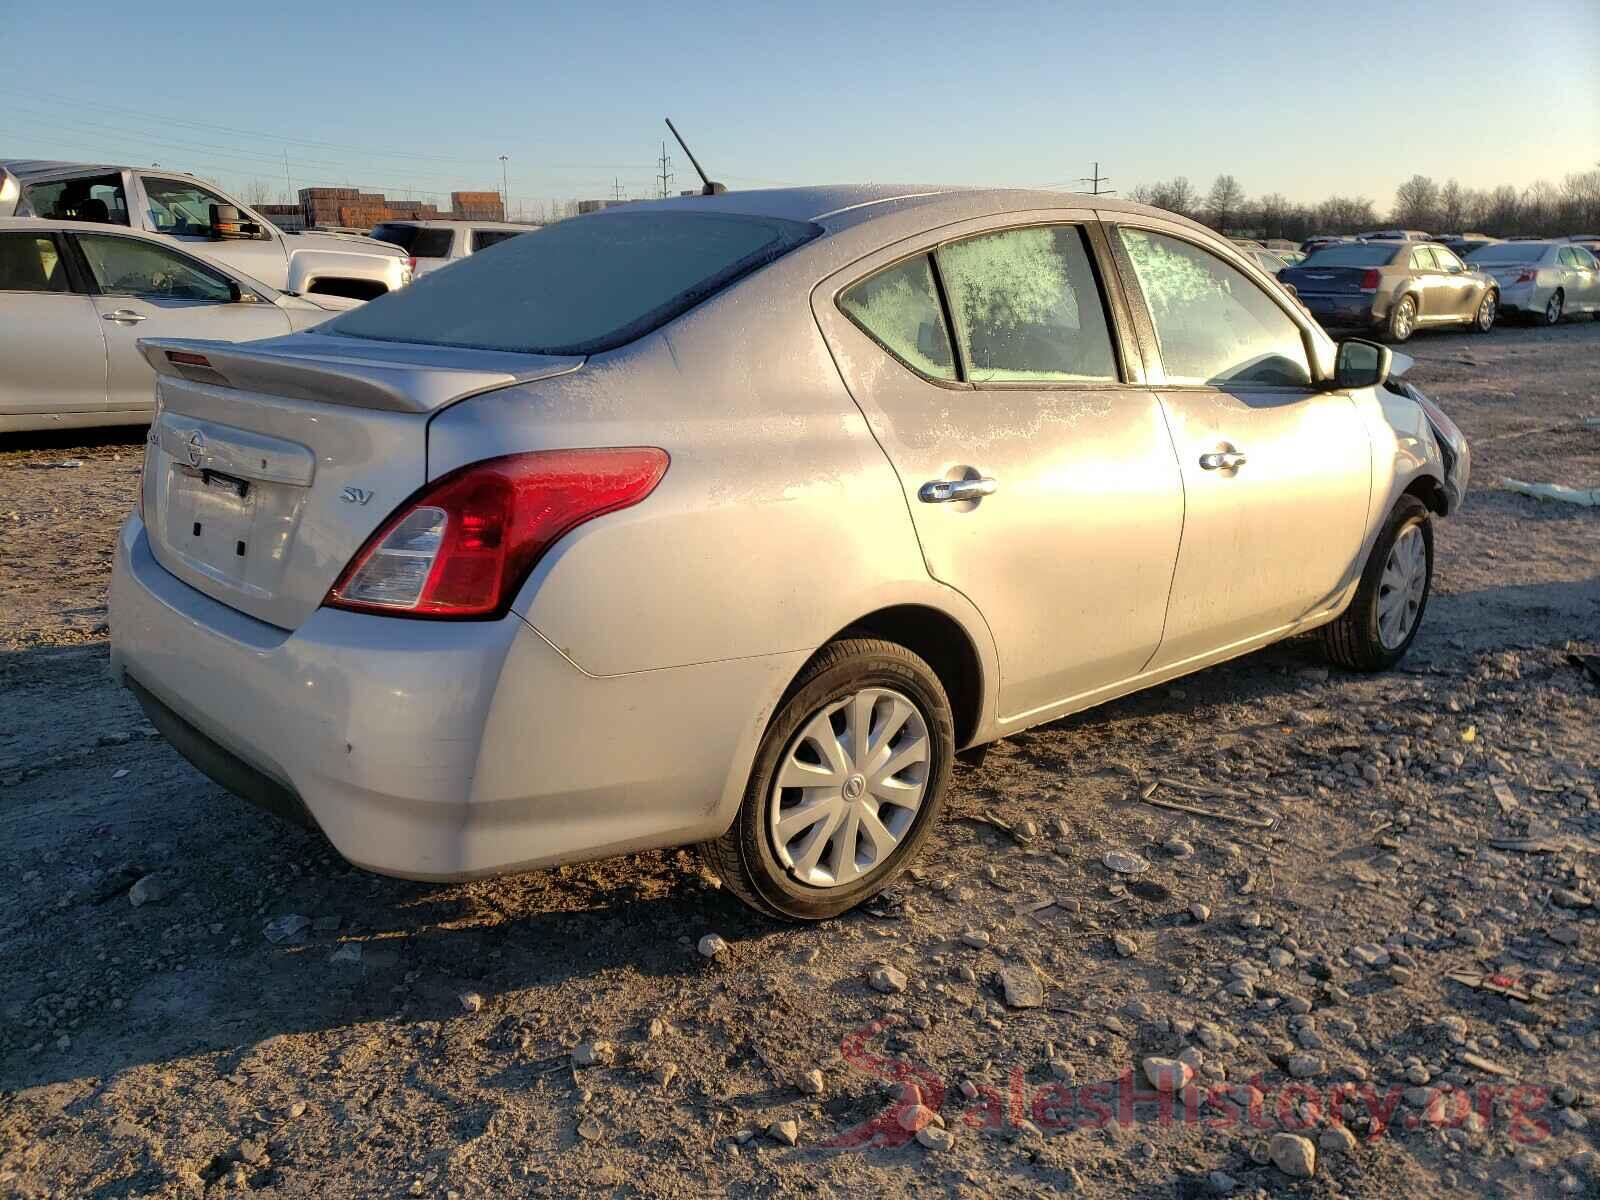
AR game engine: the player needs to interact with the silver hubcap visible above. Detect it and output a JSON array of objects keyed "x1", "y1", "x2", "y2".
[
  {"x1": 769, "y1": 687, "x2": 930, "y2": 889},
  {"x1": 1378, "y1": 524, "x2": 1428, "y2": 649},
  {"x1": 1547, "y1": 294, "x2": 1562, "y2": 324},
  {"x1": 1479, "y1": 294, "x2": 1495, "y2": 328},
  {"x1": 1394, "y1": 300, "x2": 1414, "y2": 339}
]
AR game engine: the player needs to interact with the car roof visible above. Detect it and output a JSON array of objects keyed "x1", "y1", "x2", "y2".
[
  {"x1": 2, "y1": 159, "x2": 131, "y2": 180},
  {"x1": 581, "y1": 184, "x2": 1214, "y2": 238}
]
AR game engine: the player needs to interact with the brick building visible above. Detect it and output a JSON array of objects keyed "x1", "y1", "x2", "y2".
[{"x1": 296, "y1": 187, "x2": 503, "y2": 230}]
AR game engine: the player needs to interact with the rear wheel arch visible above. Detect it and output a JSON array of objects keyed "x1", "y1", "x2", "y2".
[{"x1": 820, "y1": 604, "x2": 984, "y2": 749}]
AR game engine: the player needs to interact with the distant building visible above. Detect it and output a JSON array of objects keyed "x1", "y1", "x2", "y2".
[
  {"x1": 577, "y1": 199, "x2": 634, "y2": 214},
  {"x1": 295, "y1": 186, "x2": 503, "y2": 231},
  {"x1": 256, "y1": 204, "x2": 306, "y2": 232}
]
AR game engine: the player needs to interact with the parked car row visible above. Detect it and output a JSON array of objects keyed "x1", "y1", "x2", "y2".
[{"x1": 1279, "y1": 235, "x2": 1600, "y2": 342}]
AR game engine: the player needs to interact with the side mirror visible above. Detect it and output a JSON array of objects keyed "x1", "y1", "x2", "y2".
[
  {"x1": 1332, "y1": 338, "x2": 1391, "y2": 391},
  {"x1": 209, "y1": 202, "x2": 260, "y2": 240}
]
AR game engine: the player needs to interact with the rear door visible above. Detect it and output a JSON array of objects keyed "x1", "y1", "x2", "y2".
[
  {"x1": 1108, "y1": 222, "x2": 1370, "y2": 669},
  {"x1": 0, "y1": 231, "x2": 108, "y2": 419},
  {"x1": 1406, "y1": 245, "x2": 1448, "y2": 320},
  {"x1": 71, "y1": 232, "x2": 292, "y2": 411},
  {"x1": 814, "y1": 214, "x2": 1185, "y2": 722}
]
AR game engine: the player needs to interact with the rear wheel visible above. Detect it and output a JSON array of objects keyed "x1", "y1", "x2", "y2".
[
  {"x1": 1324, "y1": 495, "x2": 1433, "y2": 672},
  {"x1": 701, "y1": 639, "x2": 954, "y2": 920},
  {"x1": 1384, "y1": 295, "x2": 1417, "y2": 343},
  {"x1": 1542, "y1": 290, "x2": 1564, "y2": 326},
  {"x1": 1471, "y1": 290, "x2": 1497, "y2": 333}
]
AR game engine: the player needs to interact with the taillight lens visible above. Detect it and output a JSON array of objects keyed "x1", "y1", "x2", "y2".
[
  {"x1": 1359, "y1": 269, "x2": 1380, "y2": 293},
  {"x1": 1514, "y1": 268, "x2": 1537, "y2": 284},
  {"x1": 404, "y1": 256, "x2": 416, "y2": 282},
  {"x1": 325, "y1": 447, "x2": 668, "y2": 619}
]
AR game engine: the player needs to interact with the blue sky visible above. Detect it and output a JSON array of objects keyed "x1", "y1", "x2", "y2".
[{"x1": 3, "y1": 0, "x2": 1594, "y2": 216}]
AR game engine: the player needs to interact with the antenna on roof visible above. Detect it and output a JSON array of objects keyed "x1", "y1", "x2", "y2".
[{"x1": 664, "y1": 118, "x2": 726, "y2": 196}]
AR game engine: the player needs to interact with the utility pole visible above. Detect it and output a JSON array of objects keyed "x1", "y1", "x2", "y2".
[
  {"x1": 657, "y1": 142, "x2": 673, "y2": 199},
  {"x1": 499, "y1": 155, "x2": 510, "y2": 218},
  {"x1": 282, "y1": 148, "x2": 294, "y2": 208},
  {"x1": 1077, "y1": 161, "x2": 1114, "y2": 196},
  {"x1": 612, "y1": 177, "x2": 625, "y2": 202}
]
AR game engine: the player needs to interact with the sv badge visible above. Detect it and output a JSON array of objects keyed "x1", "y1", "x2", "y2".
[{"x1": 340, "y1": 487, "x2": 374, "y2": 506}]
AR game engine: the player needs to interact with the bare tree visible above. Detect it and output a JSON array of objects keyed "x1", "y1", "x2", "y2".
[
  {"x1": 1314, "y1": 195, "x2": 1377, "y2": 233},
  {"x1": 1437, "y1": 179, "x2": 1467, "y2": 232},
  {"x1": 1521, "y1": 180, "x2": 1560, "y2": 236},
  {"x1": 239, "y1": 178, "x2": 280, "y2": 207},
  {"x1": 1144, "y1": 177, "x2": 1198, "y2": 220},
  {"x1": 1205, "y1": 174, "x2": 1246, "y2": 234},
  {"x1": 1391, "y1": 175, "x2": 1440, "y2": 229}
]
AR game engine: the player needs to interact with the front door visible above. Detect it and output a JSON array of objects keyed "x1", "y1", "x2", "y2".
[
  {"x1": 135, "y1": 174, "x2": 288, "y2": 289},
  {"x1": 72, "y1": 232, "x2": 291, "y2": 411},
  {"x1": 0, "y1": 231, "x2": 108, "y2": 419},
  {"x1": 814, "y1": 216, "x2": 1185, "y2": 722},
  {"x1": 1110, "y1": 223, "x2": 1371, "y2": 669}
]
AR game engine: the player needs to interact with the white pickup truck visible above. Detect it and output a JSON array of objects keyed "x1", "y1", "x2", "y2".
[{"x1": 2, "y1": 160, "x2": 411, "y2": 299}]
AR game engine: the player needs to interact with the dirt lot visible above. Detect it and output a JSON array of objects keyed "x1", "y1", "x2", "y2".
[{"x1": 2, "y1": 321, "x2": 1597, "y2": 1199}]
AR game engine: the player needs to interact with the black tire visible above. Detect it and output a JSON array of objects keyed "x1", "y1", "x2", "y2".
[
  {"x1": 1470, "y1": 289, "x2": 1497, "y2": 334},
  {"x1": 1542, "y1": 290, "x2": 1564, "y2": 326},
  {"x1": 1383, "y1": 294, "x2": 1417, "y2": 343},
  {"x1": 1324, "y1": 495, "x2": 1434, "y2": 672},
  {"x1": 700, "y1": 638, "x2": 954, "y2": 921}
]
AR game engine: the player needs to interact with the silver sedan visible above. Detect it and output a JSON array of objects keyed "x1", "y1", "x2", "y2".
[
  {"x1": 109, "y1": 186, "x2": 1469, "y2": 920},
  {"x1": 0, "y1": 218, "x2": 354, "y2": 433},
  {"x1": 1467, "y1": 240, "x2": 1600, "y2": 324}
]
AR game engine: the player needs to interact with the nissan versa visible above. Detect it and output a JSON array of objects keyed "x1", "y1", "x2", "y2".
[{"x1": 109, "y1": 186, "x2": 1471, "y2": 920}]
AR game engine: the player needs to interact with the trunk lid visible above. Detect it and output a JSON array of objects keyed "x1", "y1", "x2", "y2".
[
  {"x1": 137, "y1": 332, "x2": 583, "y2": 630},
  {"x1": 1279, "y1": 266, "x2": 1376, "y2": 295}
]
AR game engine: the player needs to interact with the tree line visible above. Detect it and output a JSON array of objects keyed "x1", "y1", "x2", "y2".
[{"x1": 1126, "y1": 169, "x2": 1600, "y2": 241}]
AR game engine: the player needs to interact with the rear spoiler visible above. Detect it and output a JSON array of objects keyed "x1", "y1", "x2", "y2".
[{"x1": 137, "y1": 335, "x2": 584, "y2": 414}]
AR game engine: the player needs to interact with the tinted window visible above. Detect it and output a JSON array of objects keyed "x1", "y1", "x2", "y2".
[
  {"x1": 1469, "y1": 242, "x2": 1548, "y2": 264},
  {"x1": 27, "y1": 174, "x2": 130, "y2": 225},
  {"x1": 78, "y1": 234, "x2": 234, "y2": 302},
  {"x1": 1119, "y1": 227, "x2": 1310, "y2": 388},
  {"x1": 1300, "y1": 244, "x2": 1401, "y2": 267},
  {"x1": 839, "y1": 254, "x2": 956, "y2": 381},
  {"x1": 472, "y1": 229, "x2": 524, "y2": 253},
  {"x1": 330, "y1": 212, "x2": 820, "y2": 355},
  {"x1": 935, "y1": 226, "x2": 1117, "y2": 383},
  {"x1": 0, "y1": 234, "x2": 69, "y2": 292},
  {"x1": 369, "y1": 224, "x2": 454, "y2": 257}
]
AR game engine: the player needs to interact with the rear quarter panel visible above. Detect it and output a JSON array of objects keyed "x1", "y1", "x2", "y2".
[{"x1": 426, "y1": 269, "x2": 999, "y2": 692}]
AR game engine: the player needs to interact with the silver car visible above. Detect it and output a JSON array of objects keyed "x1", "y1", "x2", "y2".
[
  {"x1": 0, "y1": 218, "x2": 355, "y2": 433},
  {"x1": 1466, "y1": 240, "x2": 1600, "y2": 324},
  {"x1": 109, "y1": 187, "x2": 1470, "y2": 920}
]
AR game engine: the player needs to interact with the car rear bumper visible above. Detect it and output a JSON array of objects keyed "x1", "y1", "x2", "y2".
[
  {"x1": 1494, "y1": 282, "x2": 1540, "y2": 313},
  {"x1": 1298, "y1": 294, "x2": 1380, "y2": 326},
  {"x1": 110, "y1": 516, "x2": 801, "y2": 880}
]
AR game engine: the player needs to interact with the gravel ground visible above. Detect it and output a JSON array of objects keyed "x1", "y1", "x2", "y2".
[{"x1": 1, "y1": 321, "x2": 1597, "y2": 1199}]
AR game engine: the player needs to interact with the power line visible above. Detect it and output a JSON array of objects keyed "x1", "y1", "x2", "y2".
[{"x1": 657, "y1": 143, "x2": 674, "y2": 199}]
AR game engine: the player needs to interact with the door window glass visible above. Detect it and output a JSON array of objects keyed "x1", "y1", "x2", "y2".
[
  {"x1": 143, "y1": 176, "x2": 255, "y2": 239},
  {"x1": 1433, "y1": 246, "x2": 1464, "y2": 272},
  {"x1": 839, "y1": 254, "x2": 957, "y2": 381},
  {"x1": 0, "y1": 234, "x2": 69, "y2": 292},
  {"x1": 1118, "y1": 227, "x2": 1311, "y2": 388},
  {"x1": 78, "y1": 234, "x2": 234, "y2": 302},
  {"x1": 1408, "y1": 246, "x2": 1438, "y2": 270},
  {"x1": 935, "y1": 226, "x2": 1116, "y2": 383},
  {"x1": 472, "y1": 229, "x2": 523, "y2": 252},
  {"x1": 27, "y1": 174, "x2": 130, "y2": 225}
]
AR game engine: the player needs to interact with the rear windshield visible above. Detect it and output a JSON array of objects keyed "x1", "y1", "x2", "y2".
[
  {"x1": 1468, "y1": 242, "x2": 1547, "y2": 263},
  {"x1": 329, "y1": 211, "x2": 821, "y2": 355},
  {"x1": 368, "y1": 224, "x2": 453, "y2": 257},
  {"x1": 1300, "y1": 244, "x2": 1401, "y2": 267}
]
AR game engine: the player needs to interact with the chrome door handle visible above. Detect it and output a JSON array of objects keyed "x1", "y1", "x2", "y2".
[
  {"x1": 1199, "y1": 450, "x2": 1248, "y2": 471},
  {"x1": 919, "y1": 476, "x2": 998, "y2": 503},
  {"x1": 102, "y1": 310, "x2": 147, "y2": 324}
]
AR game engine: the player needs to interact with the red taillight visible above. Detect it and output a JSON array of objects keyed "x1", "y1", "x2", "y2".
[
  {"x1": 1514, "y1": 268, "x2": 1537, "y2": 284},
  {"x1": 165, "y1": 350, "x2": 211, "y2": 367},
  {"x1": 1359, "y1": 269, "x2": 1380, "y2": 293},
  {"x1": 324, "y1": 448, "x2": 668, "y2": 619}
]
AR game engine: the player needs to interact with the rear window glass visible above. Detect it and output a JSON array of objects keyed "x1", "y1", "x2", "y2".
[
  {"x1": 1300, "y1": 244, "x2": 1401, "y2": 267},
  {"x1": 329, "y1": 212, "x2": 821, "y2": 355},
  {"x1": 471, "y1": 229, "x2": 524, "y2": 252},
  {"x1": 1469, "y1": 242, "x2": 1547, "y2": 263},
  {"x1": 368, "y1": 224, "x2": 453, "y2": 257}
]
